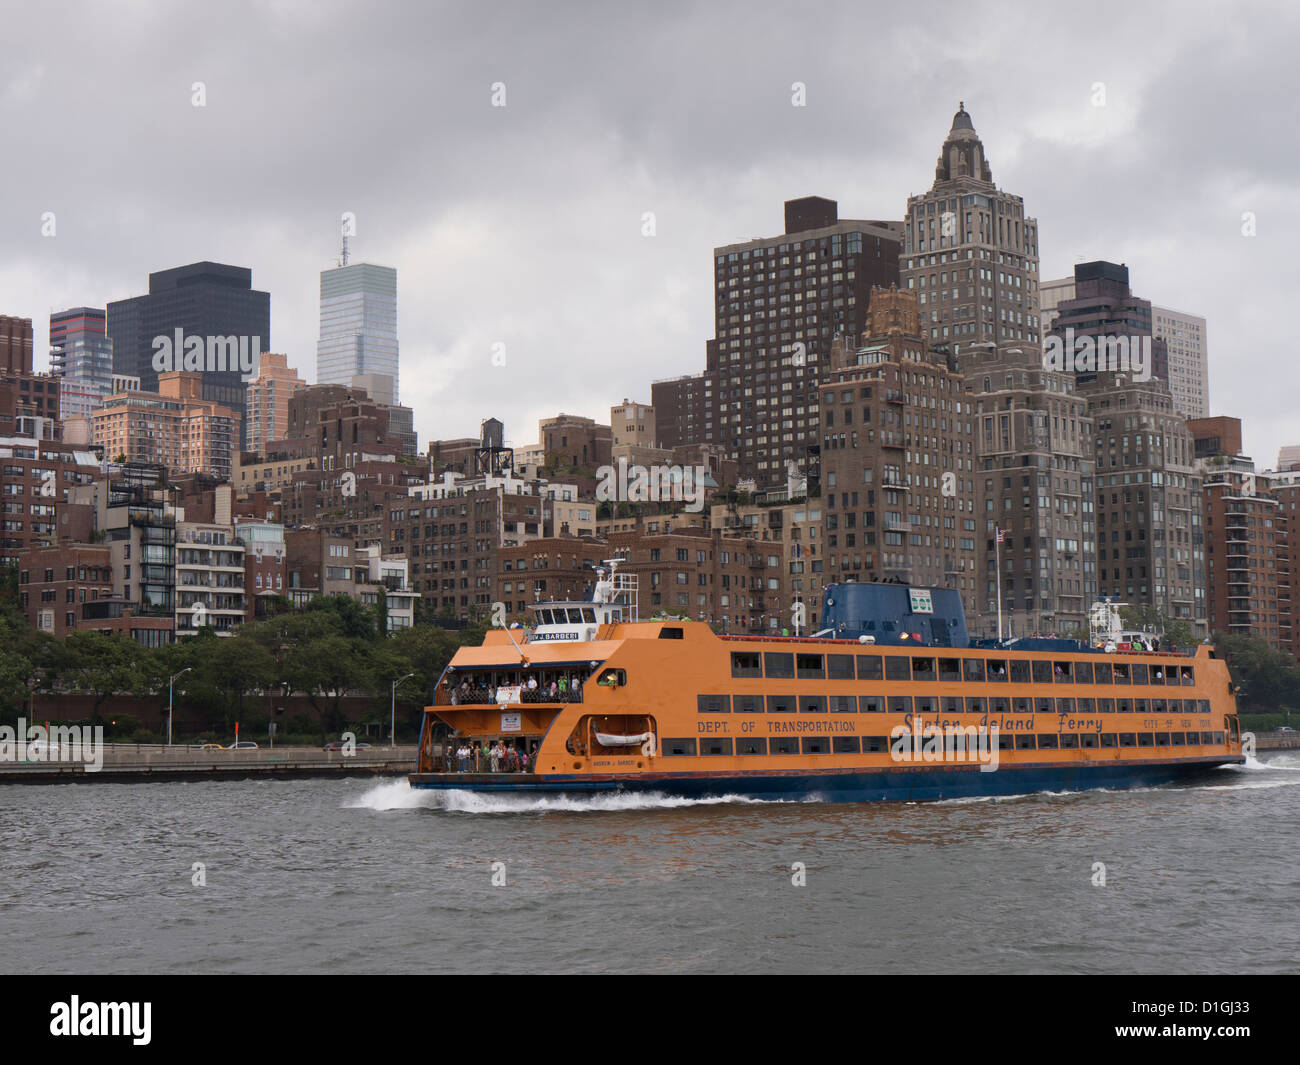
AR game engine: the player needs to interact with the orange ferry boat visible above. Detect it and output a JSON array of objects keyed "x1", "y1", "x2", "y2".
[{"x1": 411, "y1": 564, "x2": 1244, "y2": 802}]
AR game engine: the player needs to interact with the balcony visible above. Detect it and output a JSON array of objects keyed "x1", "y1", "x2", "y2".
[{"x1": 885, "y1": 389, "x2": 906, "y2": 405}]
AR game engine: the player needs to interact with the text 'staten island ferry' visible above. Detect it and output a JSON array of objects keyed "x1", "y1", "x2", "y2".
[{"x1": 411, "y1": 562, "x2": 1244, "y2": 802}]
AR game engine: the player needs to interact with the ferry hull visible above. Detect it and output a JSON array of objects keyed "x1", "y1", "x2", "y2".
[{"x1": 409, "y1": 755, "x2": 1243, "y2": 803}]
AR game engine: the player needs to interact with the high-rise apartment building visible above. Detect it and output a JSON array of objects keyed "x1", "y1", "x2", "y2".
[
  {"x1": 1152, "y1": 305, "x2": 1209, "y2": 419},
  {"x1": 818, "y1": 286, "x2": 978, "y2": 615},
  {"x1": 655, "y1": 198, "x2": 902, "y2": 489},
  {"x1": 901, "y1": 104, "x2": 1041, "y2": 352},
  {"x1": 316, "y1": 263, "x2": 400, "y2": 401},
  {"x1": 50, "y1": 307, "x2": 115, "y2": 420},
  {"x1": 244, "y1": 352, "x2": 305, "y2": 456},
  {"x1": 106, "y1": 262, "x2": 270, "y2": 412}
]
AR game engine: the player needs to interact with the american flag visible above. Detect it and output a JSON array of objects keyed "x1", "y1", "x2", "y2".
[{"x1": 996, "y1": 528, "x2": 1005, "y2": 543}]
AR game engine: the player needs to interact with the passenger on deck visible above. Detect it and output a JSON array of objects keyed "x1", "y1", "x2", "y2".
[{"x1": 489, "y1": 742, "x2": 501, "y2": 773}]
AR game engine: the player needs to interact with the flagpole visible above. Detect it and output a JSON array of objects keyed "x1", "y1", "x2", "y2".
[{"x1": 995, "y1": 528, "x2": 1003, "y2": 642}]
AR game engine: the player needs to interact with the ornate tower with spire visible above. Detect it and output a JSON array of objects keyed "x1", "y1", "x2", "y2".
[{"x1": 901, "y1": 103, "x2": 1040, "y2": 356}]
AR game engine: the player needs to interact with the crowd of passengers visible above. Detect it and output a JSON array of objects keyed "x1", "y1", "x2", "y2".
[
  {"x1": 448, "y1": 671, "x2": 584, "y2": 704},
  {"x1": 440, "y1": 739, "x2": 538, "y2": 773}
]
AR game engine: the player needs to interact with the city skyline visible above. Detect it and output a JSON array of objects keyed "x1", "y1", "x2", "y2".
[{"x1": 2, "y1": 2, "x2": 1295, "y2": 470}]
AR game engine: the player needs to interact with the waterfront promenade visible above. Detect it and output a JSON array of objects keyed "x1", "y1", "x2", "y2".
[{"x1": 0, "y1": 743, "x2": 420, "y2": 783}]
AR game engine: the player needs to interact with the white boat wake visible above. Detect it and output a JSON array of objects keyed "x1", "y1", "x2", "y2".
[{"x1": 344, "y1": 779, "x2": 796, "y2": 814}]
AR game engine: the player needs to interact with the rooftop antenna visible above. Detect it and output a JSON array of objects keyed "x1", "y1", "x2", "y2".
[{"x1": 338, "y1": 223, "x2": 350, "y2": 268}]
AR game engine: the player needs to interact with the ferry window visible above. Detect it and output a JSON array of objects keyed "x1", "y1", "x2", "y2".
[
  {"x1": 990, "y1": 697, "x2": 1010, "y2": 714},
  {"x1": 964, "y1": 658, "x2": 986, "y2": 682},
  {"x1": 1213, "y1": 731, "x2": 1225, "y2": 744},
  {"x1": 1009, "y1": 660, "x2": 1031, "y2": 684},
  {"x1": 767, "y1": 694, "x2": 796, "y2": 714},
  {"x1": 1113, "y1": 663, "x2": 1131, "y2": 684},
  {"x1": 801, "y1": 736, "x2": 831, "y2": 754},
  {"x1": 1151, "y1": 699, "x2": 1166, "y2": 715},
  {"x1": 1137, "y1": 733, "x2": 1155, "y2": 747},
  {"x1": 1036, "y1": 697, "x2": 1055, "y2": 714},
  {"x1": 966, "y1": 697, "x2": 986, "y2": 714},
  {"x1": 941, "y1": 696, "x2": 962, "y2": 714},
  {"x1": 1151, "y1": 665, "x2": 1165, "y2": 683},
  {"x1": 1094, "y1": 663, "x2": 1113, "y2": 684},
  {"x1": 857, "y1": 655, "x2": 884, "y2": 680},
  {"x1": 567, "y1": 608, "x2": 584, "y2": 624},
  {"x1": 771, "y1": 737, "x2": 799, "y2": 754},
  {"x1": 1134, "y1": 699, "x2": 1149, "y2": 715},
  {"x1": 1037, "y1": 734, "x2": 1059, "y2": 749},
  {"x1": 1153, "y1": 733, "x2": 1170, "y2": 747},
  {"x1": 1077, "y1": 698, "x2": 1094, "y2": 714},
  {"x1": 1131, "y1": 663, "x2": 1150, "y2": 685},
  {"x1": 1060, "y1": 734, "x2": 1079, "y2": 749},
  {"x1": 827, "y1": 654, "x2": 855, "y2": 679},
  {"x1": 737, "y1": 738, "x2": 767, "y2": 756},
  {"x1": 1180, "y1": 666, "x2": 1195, "y2": 686},
  {"x1": 1201, "y1": 731, "x2": 1216, "y2": 744},
  {"x1": 1119, "y1": 733, "x2": 1137, "y2": 747},
  {"x1": 911, "y1": 656, "x2": 935, "y2": 678},
  {"x1": 997, "y1": 733, "x2": 1013, "y2": 751},
  {"x1": 733, "y1": 694, "x2": 763, "y2": 714},
  {"x1": 832, "y1": 736, "x2": 861, "y2": 754},
  {"x1": 597, "y1": 669, "x2": 626, "y2": 687},
  {"x1": 701, "y1": 738, "x2": 733, "y2": 756},
  {"x1": 797, "y1": 654, "x2": 825, "y2": 678},
  {"x1": 889, "y1": 695, "x2": 912, "y2": 714},
  {"x1": 915, "y1": 696, "x2": 937, "y2": 714},
  {"x1": 765, "y1": 652, "x2": 795, "y2": 678},
  {"x1": 829, "y1": 695, "x2": 856, "y2": 713},
  {"x1": 1012, "y1": 697, "x2": 1032, "y2": 714},
  {"x1": 1052, "y1": 661, "x2": 1073, "y2": 682},
  {"x1": 698, "y1": 694, "x2": 730, "y2": 714},
  {"x1": 1015, "y1": 734, "x2": 1035, "y2": 750},
  {"x1": 731, "y1": 652, "x2": 762, "y2": 678},
  {"x1": 986, "y1": 659, "x2": 1008, "y2": 680},
  {"x1": 1032, "y1": 661, "x2": 1054, "y2": 684},
  {"x1": 1117, "y1": 699, "x2": 1133, "y2": 713},
  {"x1": 938, "y1": 657, "x2": 962, "y2": 681},
  {"x1": 1100, "y1": 733, "x2": 1118, "y2": 748},
  {"x1": 892, "y1": 733, "x2": 915, "y2": 758},
  {"x1": 800, "y1": 695, "x2": 827, "y2": 714},
  {"x1": 860, "y1": 695, "x2": 885, "y2": 713},
  {"x1": 1057, "y1": 698, "x2": 1075, "y2": 714},
  {"x1": 885, "y1": 656, "x2": 911, "y2": 681},
  {"x1": 581, "y1": 608, "x2": 597, "y2": 623},
  {"x1": 1098, "y1": 698, "x2": 1114, "y2": 713},
  {"x1": 863, "y1": 736, "x2": 889, "y2": 753},
  {"x1": 1170, "y1": 732, "x2": 1186, "y2": 745},
  {"x1": 1165, "y1": 669, "x2": 1180, "y2": 687},
  {"x1": 1199, "y1": 700, "x2": 1211, "y2": 714},
  {"x1": 1075, "y1": 662, "x2": 1094, "y2": 684},
  {"x1": 659, "y1": 627, "x2": 684, "y2": 640},
  {"x1": 664, "y1": 738, "x2": 697, "y2": 756},
  {"x1": 1080, "y1": 734, "x2": 1098, "y2": 749}
]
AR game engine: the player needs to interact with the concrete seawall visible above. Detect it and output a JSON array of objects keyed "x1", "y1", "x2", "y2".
[
  {"x1": 1255, "y1": 731, "x2": 1300, "y2": 751},
  {"x1": 0, "y1": 744, "x2": 421, "y2": 784}
]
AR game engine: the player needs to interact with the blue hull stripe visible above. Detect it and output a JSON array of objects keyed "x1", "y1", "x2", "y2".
[{"x1": 409, "y1": 756, "x2": 1243, "y2": 802}]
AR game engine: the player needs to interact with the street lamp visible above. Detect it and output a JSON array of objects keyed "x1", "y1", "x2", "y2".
[
  {"x1": 168, "y1": 667, "x2": 192, "y2": 746},
  {"x1": 391, "y1": 673, "x2": 415, "y2": 749}
]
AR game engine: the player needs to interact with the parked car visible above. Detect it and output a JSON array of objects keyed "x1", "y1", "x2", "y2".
[
  {"x1": 228, "y1": 741, "x2": 259, "y2": 750},
  {"x1": 198, "y1": 743, "x2": 225, "y2": 751},
  {"x1": 323, "y1": 740, "x2": 373, "y2": 751},
  {"x1": 1278, "y1": 726, "x2": 1296, "y2": 734}
]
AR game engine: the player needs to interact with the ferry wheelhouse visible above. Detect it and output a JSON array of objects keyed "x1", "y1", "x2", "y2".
[{"x1": 412, "y1": 566, "x2": 1244, "y2": 802}]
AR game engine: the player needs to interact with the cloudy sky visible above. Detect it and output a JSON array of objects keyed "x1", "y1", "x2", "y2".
[{"x1": 2, "y1": 0, "x2": 1296, "y2": 466}]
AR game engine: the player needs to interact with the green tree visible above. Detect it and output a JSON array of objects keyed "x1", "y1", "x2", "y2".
[{"x1": 58, "y1": 631, "x2": 159, "y2": 720}]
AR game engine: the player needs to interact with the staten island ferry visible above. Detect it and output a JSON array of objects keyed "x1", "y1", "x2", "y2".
[{"x1": 411, "y1": 563, "x2": 1244, "y2": 802}]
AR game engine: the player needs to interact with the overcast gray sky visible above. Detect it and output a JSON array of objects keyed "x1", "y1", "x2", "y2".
[{"x1": 2, "y1": 0, "x2": 1296, "y2": 466}]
